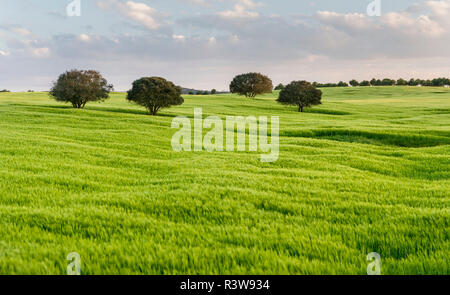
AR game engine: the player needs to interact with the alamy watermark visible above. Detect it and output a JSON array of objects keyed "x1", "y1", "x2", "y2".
[
  {"x1": 67, "y1": 252, "x2": 81, "y2": 275},
  {"x1": 367, "y1": 0, "x2": 381, "y2": 16},
  {"x1": 171, "y1": 108, "x2": 279, "y2": 163},
  {"x1": 367, "y1": 252, "x2": 381, "y2": 275},
  {"x1": 67, "y1": 0, "x2": 81, "y2": 17}
]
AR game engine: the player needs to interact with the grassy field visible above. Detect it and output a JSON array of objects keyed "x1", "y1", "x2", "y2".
[{"x1": 0, "y1": 86, "x2": 448, "y2": 275}]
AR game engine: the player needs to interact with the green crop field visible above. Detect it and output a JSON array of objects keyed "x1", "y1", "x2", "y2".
[{"x1": 0, "y1": 86, "x2": 448, "y2": 275}]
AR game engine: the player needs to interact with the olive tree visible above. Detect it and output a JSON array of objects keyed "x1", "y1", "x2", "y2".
[
  {"x1": 49, "y1": 70, "x2": 113, "y2": 108},
  {"x1": 277, "y1": 81, "x2": 322, "y2": 112},
  {"x1": 126, "y1": 77, "x2": 184, "y2": 116},
  {"x1": 229, "y1": 73, "x2": 273, "y2": 98}
]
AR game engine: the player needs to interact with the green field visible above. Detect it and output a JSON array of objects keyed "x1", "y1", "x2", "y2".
[{"x1": 0, "y1": 86, "x2": 448, "y2": 275}]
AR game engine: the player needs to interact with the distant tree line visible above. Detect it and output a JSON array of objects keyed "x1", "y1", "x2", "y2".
[
  {"x1": 300, "y1": 77, "x2": 450, "y2": 88},
  {"x1": 188, "y1": 89, "x2": 216, "y2": 95},
  {"x1": 313, "y1": 81, "x2": 350, "y2": 88}
]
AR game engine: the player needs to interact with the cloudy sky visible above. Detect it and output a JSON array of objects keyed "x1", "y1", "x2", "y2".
[{"x1": 1, "y1": 0, "x2": 450, "y2": 91}]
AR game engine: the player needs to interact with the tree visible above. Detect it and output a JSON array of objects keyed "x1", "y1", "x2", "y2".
[
  {"x1": 338, "y1": 81, "x2": 349, "y2": 87},
  {"x1": 408, "y1": 78, "x2": 418, "y2": 86},
  {"x1": 126, "y1": 77, "x2": 184, "y2": 116},
  {"x1": 360, "y1": 80, "x2": 370, "y2": 86},
  {"x1": 381, "y1": 78, "x2": 395, "y2": 86},
  {"x1": 203, "y1": 91, "x2": 210, "y2": 95},
  {"x1": 370, "y1": 78, "x2": 383, "y2": 86},
  {"x1": 274, "y1": 83, "x2": 285, "y2": 90},
  {"x1": 431, "y1": 77, "x2": 450, "y2": 86},
  {"x1": 188, "y1": 91, "x2": 194, "y2": 95},
  {"x1": 349, "y1": 80, "x2": 359, "y2": 87},
  {"x1": 319, "y1": 83, "x2": 338, "y2": 87},
  {"x1": 49, "y1": 70, "x2": 113, "y2": 109},
  {"x1": 397, "y1": 78, "x2": 407, "y2": 86},
  {"x1": 229, "y1": 72, "x2": 273, "y2": 98},
  {"x1": 276, "y1": 81, "x2": 322, "y2": 112},
  {"x1": 211, "y1": 89, "x2": 217, "y2": 94}
]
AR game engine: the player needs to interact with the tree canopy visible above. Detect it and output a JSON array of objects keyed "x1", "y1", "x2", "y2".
[
  {"x1": 49, "y1": 69, "x2": 113, "y2": 109},
  {"x1": 126, "y1": 77, "x2": 184, "y2": 116},
  {"x1": 397, "y1": 78, "x2": 407, "y2": 86},
  {"x1": 277, "y1": 81, "x2": 322, "y2": 112},
  {"x1": 229, "y1": 73, "x2": 273, "y2": 98}
]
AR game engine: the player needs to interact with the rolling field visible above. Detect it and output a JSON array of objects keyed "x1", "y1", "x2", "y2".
[{"x1": 0, "y1": 86, "x2": 449, "y2": 275}]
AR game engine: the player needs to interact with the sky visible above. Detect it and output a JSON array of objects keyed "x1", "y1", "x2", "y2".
[{"x1": 0, "y1": 0, "x2": 449, "y2": 91}]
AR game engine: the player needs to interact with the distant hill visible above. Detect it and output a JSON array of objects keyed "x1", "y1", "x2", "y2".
[
  {"x1": 181, "y1": 87, "x2": 228, "y2": 95},
  {"x1": 181, "y1": 88, "x2": 202, "y2": 94}
]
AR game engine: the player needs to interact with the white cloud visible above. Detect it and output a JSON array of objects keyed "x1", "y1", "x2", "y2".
[
  {"x1": 119, "y1": 1, "x2": 162, "y2": 29},
  {"x1": 316, "y1": 11, "x2": 375, "y2": 31},
  {"x1": 383, "y1": 12, "x2": 445, "y2": 37},
  {"x1": 31, "y1": 47, "x2": 50, "y2": 58},
  {"x1": 180, "y1": 0, "x2": 207, "y2": 5},
  {"x1": 172, "y1": 34, "x2": 186, "y2": 41},
  {"x1": 97, "y1": 0, "x2": 164, "y2": 30},
  {"x1": 79, "y1": 34, "x2": 91, "y2": 42},
  {"x1": 218, "y1": 4, "x2": 259, "y2": 19},
  {"x1": 179, "y1": 0, "x2": 264, "y2": 8},
  {"x1": 317, "y1": 1, "x2": 450, "y2": 39},
  {"x1": 236, "y1": 0, "x2": 264, "y2": 9},
  {"x1": 427, "y1": 0, "x2": 450, "y2": 16},
  {"x1": 208, "y1": 37, "x2": 217, "y2": 45},
  {"x1": 11, "y1": 27, "x2": 31, "y2": 36}
]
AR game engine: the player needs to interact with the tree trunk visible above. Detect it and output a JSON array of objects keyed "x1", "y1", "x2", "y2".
[
  {"x1": 148, "y1": 106, "x2": 158, "y2": 116},
  {"x1": 299, "y1": 105, "x2": 303, "y2": 112}
]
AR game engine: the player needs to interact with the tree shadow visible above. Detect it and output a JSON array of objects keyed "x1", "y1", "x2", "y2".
[
  {"x1": 283, "y1": 129, "x2": 448, "y2": 147},
  {"x1": 87, "y1": 106, "x2": 150, "y2": 116},
  {"x1": 39, "y1": 105, "x2": 73, "y2": 110},
  {"x1": 35, "y1": 104, "x2": 180, "y2": 118},
  {"x1": 303, "y1": 108, "x2": 352, "y2": 115},
  {"x1": 6, "y1": 103, "x2": 74, "y2": 110}
]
